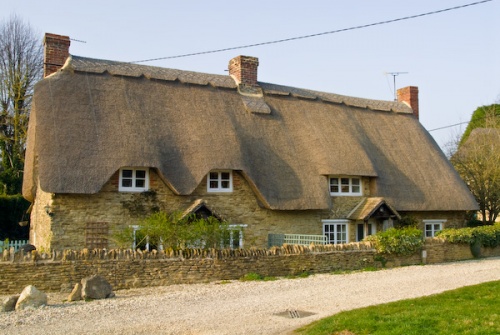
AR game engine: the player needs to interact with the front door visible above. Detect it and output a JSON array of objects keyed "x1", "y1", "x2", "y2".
[{"x1": 356, "y1": 222, "x2": 376, "y2": 242}]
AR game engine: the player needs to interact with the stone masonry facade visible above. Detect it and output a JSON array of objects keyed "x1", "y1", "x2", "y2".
[{"x1": 30, "y1": 169, "x2": 467, "y2": 251}]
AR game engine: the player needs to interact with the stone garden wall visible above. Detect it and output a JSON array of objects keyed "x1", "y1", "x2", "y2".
[{"x1": 1, "y1": 239, "x2": 499, "y2": 294}]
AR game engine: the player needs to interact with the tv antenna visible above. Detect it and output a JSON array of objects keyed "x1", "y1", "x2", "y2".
[{"x1": 386, "y1": 72, "x2": 408, "y2": 101}]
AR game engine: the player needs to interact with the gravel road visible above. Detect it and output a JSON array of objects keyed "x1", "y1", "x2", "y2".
[{"x1": 1, "y1": 257, "x2": 500, "y2": 335}]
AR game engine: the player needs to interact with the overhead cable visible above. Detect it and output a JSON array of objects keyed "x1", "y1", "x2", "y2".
[{"x1": 131, "y1": 0, "x2": 493, "y2": 63}]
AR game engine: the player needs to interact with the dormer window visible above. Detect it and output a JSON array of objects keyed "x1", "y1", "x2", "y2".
[
  {"x1": 208, "y1": 171, "x2": 233, "y2": 192},
  {"x1": 329, "y1": 176, "x2": 362, "y2": 196},
  {"x1": 119, "y1": 168, "x2": 149, "y2": 192}
]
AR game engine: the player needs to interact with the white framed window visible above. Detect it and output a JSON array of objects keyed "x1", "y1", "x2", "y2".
[
  {"x1": 119, "y1": 168, "x2": 149, "y2": 192},
  {"x1": 207, "y1": 171, "x2": 233, "y2": 192},
  {"x1": 329, "y1": 176, "x2": 362, "y2": 196},
  {"x1": 322, "y1": 219, "x2": 349, "y2": 244},
  {"x1": 423, "y1": 219, "x2": 445, "y2": 237},
  {"x1": 222, "y1": 224, "x2": 247, "y2": 249}
]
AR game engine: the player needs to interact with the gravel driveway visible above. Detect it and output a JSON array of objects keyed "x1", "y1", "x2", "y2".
[{"x1": 2, "y1": 257, "x2": 500, "y2": 335}]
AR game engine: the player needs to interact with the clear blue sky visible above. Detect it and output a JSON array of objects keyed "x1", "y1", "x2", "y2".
[{"x1": 3, "y1": 0, "x2": 499, "y2": 150}]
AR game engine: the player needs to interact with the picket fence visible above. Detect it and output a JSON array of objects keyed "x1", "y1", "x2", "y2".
[{"x1": 0, "y1": 239, "x2": 29, "y2": 252}]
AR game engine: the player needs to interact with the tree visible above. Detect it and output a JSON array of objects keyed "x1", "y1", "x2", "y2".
[
  {"x1": 0, "y1": 15, "x2": 43, "y2": 194},
  {"x1": 451, "y1": 128, "x2": 500, "y2": 224},
  {"x1": 460, "y1": 104, "x2": 500, "y2": 145}
]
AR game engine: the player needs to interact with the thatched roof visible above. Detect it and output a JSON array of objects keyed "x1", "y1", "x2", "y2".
[{"x1": 23, "y1": 55, "x2": 478, "y2": 211}]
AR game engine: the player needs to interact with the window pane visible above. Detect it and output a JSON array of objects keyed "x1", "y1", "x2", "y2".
[
  {"x1": 122, "y1": 179, "x2": 132, "y2": 187},
  {"x1": 352, "y1": 178, "x2": 360, "y2": 193},
  {"x1": 221, "y1": 181, "x2": 230, "y2": 189},
  {"x1": 136, "y1": 170, "x2": 146, "y2": 179},
  {"x1": 341, "y1": 178, "x2": 349, "y2": 193},
  {"x1": 209, "y1": 172, "x2": 218, "y2": 180},
  {"x1": 135, "y1": 180, "x2": 145, "y2": 188},
  {"x1": 209, "y1": 181, "x2": 218, "y2": 188},
  {"x1": 330, "y1": 178, "x2": 339, "y2": 193},
  {"x1": 221, "y1": 172, "x2": 230, "y2": 180},
  {"x1": 122, "y1": 170, "x2": 133, "y2": 178},
  {"x1": 434, "y1": 224, "x2": 441, "y2": 231}
]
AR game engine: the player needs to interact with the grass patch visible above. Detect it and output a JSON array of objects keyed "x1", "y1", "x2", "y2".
[
  {"x1": 241, "y1": 272, "x2": 309, "y2": 281},
  {"x1": 295, "y1": 280, "x2": 500, "y2": 335},
  {"x1": 239, "y1": 272, "x2": 263, "y2": 281}
]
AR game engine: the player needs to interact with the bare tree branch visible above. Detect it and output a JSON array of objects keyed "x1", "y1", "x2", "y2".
[{"x1": 0, "y1": 14, "x2": 42, "y2": 194}]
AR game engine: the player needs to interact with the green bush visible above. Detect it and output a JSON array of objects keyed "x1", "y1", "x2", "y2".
[
  {"x1": 436, "y1": 224, "x2": 500, "y2": 248},
  {"x1": 366, "y1": 227, "x2": 424, "y2": 256},
  {"x1": 395, "y1": 215, "x2": 418, "y2": 228},
  {"x1": 435, "y1": 227, "x2": 475, "y2": 244},
  {"x1": 114, "y1": 211, "x2": 231, "y2": 250}
]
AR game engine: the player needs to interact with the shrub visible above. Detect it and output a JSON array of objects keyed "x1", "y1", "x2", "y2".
[
  {"x1": 436, "y1": 224, "x2": 500, "y2": 248},
  {"x1": 435, "y1": 227, "x2": 475, "y2": 244},
  {"x1": 366, "y1": 227, "x2": 423, "y2": 256},
  {"x1": 395, "y1": 215, "x2": 419, "y2": 228},
  {"x1": 113, "y1": 211, "x2": 231, "y2": 250}
]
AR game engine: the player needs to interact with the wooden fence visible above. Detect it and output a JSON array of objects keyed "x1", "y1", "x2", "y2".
[{"x1": 0, "y1": 239, "x2": 29, "y2": 252}]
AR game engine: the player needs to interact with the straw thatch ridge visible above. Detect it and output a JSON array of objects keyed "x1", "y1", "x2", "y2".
[{"x1": 23, "y1": 56, "x2": 477, "y2": 211}]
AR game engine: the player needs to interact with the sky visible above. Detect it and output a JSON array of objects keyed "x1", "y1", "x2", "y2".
[{"x1": 3, "y1": 0, "x2": 499, "y2": 150}]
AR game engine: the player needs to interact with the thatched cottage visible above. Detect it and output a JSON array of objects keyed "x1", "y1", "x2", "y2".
[{"x1": 23, "y1": 33, "x2": 478, "y2": 251}]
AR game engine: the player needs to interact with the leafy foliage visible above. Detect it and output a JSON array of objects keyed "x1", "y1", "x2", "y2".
[
  {"x1": 451, "y1": 128, "x2": 500, "y2": 224},
  {"x1": 0, "y1": 15, "x2": 43, "y2": 194},
  {"x1": 436, "y1": 227, "x2": 475, "y2": 244},
  {"x1": 366, "y1": 227, "x2": 423, "y2": 256},
  {"x1": 450, "y1": 104, "x2": 500, "y2": 225},
  {"x1": 395, "y1": 215, "x2": 418, "y2": 228},
  {"x1": 459, "y1": 104, "x2": 500, "y2": 145},
  {"x1": 437, "y1": 224, "x2": 500, "y2": 248},
  {"x1": 114, "y1": 211, "x2": 231, "y2": 250},
  {"x1": 120, "y1": 190, "x2": 161, "y2": 217}
]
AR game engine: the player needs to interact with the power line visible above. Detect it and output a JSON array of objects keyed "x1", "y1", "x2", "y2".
[
  {"x1": 428, "y1": 121, "x2": 471, "y2": 132},
  {"x1": 131, "y1": 0, "x2": 493, "y2": 64},
  {"x1": 428, "y1": 111, "x2": 500, "y2": 132}
]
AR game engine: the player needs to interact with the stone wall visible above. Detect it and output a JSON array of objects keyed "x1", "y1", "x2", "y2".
[{"x1": 1, "y1": 240, "x2": 499, "y2": 295}]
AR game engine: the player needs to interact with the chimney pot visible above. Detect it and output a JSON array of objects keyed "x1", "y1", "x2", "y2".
[
  {"x1": 44, "y1": 33, "x2": 71, "y2": 77},
  {"x1": 397, "y1": 86, "x2": 419, "y2": 120},
  {"x1": 228, "y1": 55, "x2": 259, "y2": 87}
]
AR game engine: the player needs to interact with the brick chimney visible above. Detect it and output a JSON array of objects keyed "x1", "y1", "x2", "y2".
[
  {"x1": 43, "y1": 33, "x2": 71, "y2": 77},
  {"x1": 228, "y1": 55, "x2": 259, "y2": 87},
  {"x1": 397, "y1": 86, "x2": 419, "y2": 120}
]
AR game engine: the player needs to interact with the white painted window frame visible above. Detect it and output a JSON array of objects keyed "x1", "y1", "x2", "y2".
[
  {"x1": 322, "y1": 219, "x2": 349, "y2": 244},
  {"x1": 119, "y1": 168, "x2": 149, "y2": 192},
  {"x1": 329, "y1": 176, "x2": 362, "y2": 196},
  {"x1": 423, "y1": 219, "x2": 446, "y2": 237},
  {"x1": 207, "y1": 170, "x2": 233, "y2": 193},
  {"x1": 225, "y1": 224, "x2": 248, "y2": 249}
]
